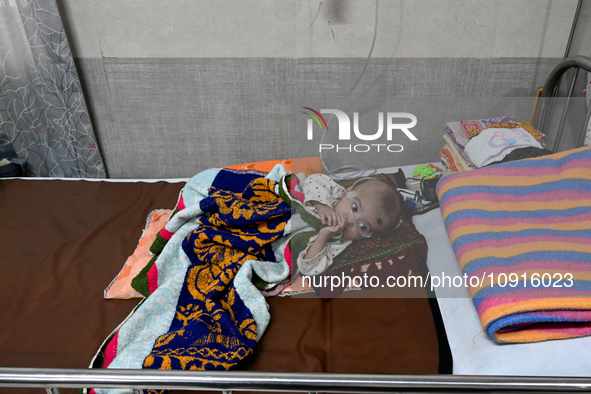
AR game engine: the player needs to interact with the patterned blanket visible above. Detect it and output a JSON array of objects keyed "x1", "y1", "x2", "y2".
[
  {"x1": 89, "y1": 165, "x2": 313, "y2": 394},
  {"x1": 437, "y1": 146, "x2": 591, "y2": 344}
]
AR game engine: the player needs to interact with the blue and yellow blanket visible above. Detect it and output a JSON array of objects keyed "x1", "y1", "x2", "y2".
[{"x1": 90, "y1": 165, "x2": 310, "y2": 394}]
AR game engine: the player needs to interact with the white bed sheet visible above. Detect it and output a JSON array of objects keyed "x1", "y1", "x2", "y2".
[{"x1": 413, "y1": 208, "x2": 591, "y2": 377}]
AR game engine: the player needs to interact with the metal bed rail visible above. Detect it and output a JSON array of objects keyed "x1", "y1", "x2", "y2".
[
  {"x1": 2, "y1": 369, "x2": 591, "y2": 394},
  {"x1": 532, "y1": 55, "x2": 591, "y2": 152}
]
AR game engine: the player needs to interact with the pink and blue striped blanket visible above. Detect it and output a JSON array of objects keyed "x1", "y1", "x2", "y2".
[{"x1": 437, "y1": 146, "x2": 591, "y2": 343}]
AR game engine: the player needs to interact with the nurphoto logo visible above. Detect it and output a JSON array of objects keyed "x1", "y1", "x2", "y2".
[{"x1": 303, "y1": 107, "x2": 418, "y2": 153}]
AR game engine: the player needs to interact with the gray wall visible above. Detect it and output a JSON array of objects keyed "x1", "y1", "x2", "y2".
[{"x1": 56, "y1": 0, "x2": 579, "y2": 178}]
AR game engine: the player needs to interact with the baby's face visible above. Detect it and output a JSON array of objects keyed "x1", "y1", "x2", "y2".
[{"x1": 334, "y1": 181, "x2": 395, "y2": 240}]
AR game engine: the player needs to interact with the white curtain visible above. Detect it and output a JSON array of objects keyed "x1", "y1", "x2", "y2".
[{"x1": 0, "y1": 0, "x2": 105, "y2": 177}]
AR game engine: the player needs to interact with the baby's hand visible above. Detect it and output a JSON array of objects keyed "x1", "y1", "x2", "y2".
[
  {"x1": 313, "y1": 202, "x2": 340, "y2": 226},
  {"x1": 318, "y1": 215, "x2": 345, "y2": 238}
]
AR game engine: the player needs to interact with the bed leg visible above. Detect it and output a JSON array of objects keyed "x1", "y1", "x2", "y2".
[{"x1": 45, "y1": 388, "x2": 60, "y2": 394}]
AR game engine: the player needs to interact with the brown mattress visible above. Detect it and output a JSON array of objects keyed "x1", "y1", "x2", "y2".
[{"x1": 0, "y1": 178, "x2": 450, "y2": 394}]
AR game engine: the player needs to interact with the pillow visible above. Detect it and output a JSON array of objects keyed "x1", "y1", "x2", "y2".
[
  {"x1": 464, "y1": 127, "x2": 544, "y2": 168},
  {"x1": 105, "y1": 157, "x2": 322, "y2": 299},
  {"x1": 316, "y1": 206, "x2": 428, "y2": 298},
  {"x1": 224, "y1": 157, "x2": 322, "y2": 177},
  {"x1": 104, "y1": 209, "x2": 172, "y2": 299}
]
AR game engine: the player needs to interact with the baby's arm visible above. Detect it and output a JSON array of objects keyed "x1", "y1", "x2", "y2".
[
  {"x1": 298, "y1": 219, "x2": 346, "y2": 276},
  {"x1": 310, "y1": 201, "x2": 341, "y2": 226},
  {"x1": 304, "y1": 218, "x2": 345, "y2": 260},
  {"x1": 303, "y1": 174, "x2": 344, "y2": 225}
]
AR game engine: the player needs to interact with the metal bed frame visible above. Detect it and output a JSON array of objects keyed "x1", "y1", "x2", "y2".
[
  {"x1": 3, "y1": 55, "x2": 591, "y2": 394},
  {"x1": 532, "y1": 55, "x2": 591, "y2": 152},
  {"x1": 2, "y1": 368, "x2": 591, "y2": 394}
]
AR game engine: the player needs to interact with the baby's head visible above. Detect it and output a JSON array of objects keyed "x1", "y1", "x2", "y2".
[{"x1": 334, "y1": 178, "x2": 402, "y2": 241}]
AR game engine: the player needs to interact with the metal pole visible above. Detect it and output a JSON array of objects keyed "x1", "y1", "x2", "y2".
[
  {"x1": 553, "y1": 68, "x2": 580, "y2": 152},
  {"x1": 536, "y1": 56, "x2": 591, "y2": 146},
  {"x1": 2, "y1": 368, "x2": 591, "y2": 393},
  {"x1": 536, "y1": 0, "x2": 582, "y2": 141},
  {"x1": 564, "y1": 0, "x2": 584, "y2": 59}
]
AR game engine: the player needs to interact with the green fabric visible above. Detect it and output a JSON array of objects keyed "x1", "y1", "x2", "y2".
[
  {"x1": 279, "y1": 173, "x2": 324, "y2": 229},
  {"x1": 131, "y1": 255, "x2": 158, "y2": 297}
]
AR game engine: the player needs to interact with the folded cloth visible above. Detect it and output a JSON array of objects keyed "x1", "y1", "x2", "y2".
[
  {"x1": 439, "y1": 145, "x2": 459, "y2": 173},
  {"x1": 467, "y1": 121, "x2": 546, "y2": 146},
  {"x1": 443, "y1": 133, "x2": 476, "y2": 172},
  {"x1": 437, "y1": 146, "x2": 591, "y2": 344},
  {"x1": 464, "y1": 127, "x2": 544, "y2": 168},
  {"x1": 445, "y1": 116, "x2": 516, "y2": 150}
]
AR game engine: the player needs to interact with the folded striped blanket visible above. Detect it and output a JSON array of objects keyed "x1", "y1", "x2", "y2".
[{"x1": 437, "y1": 146, "x2": 591, "y2": 343}]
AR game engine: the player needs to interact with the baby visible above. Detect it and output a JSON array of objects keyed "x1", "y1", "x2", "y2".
[{"x1": 297, "y1": 173, "x2": 402, "y2": 276}]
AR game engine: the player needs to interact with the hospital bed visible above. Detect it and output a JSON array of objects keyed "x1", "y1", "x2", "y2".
[
  {"x1": 2, "y1": 56, "x2": 591, "y2": 394},
  {"x1": 0, "y1": 167, "x2": 448, "y2": 394}
]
